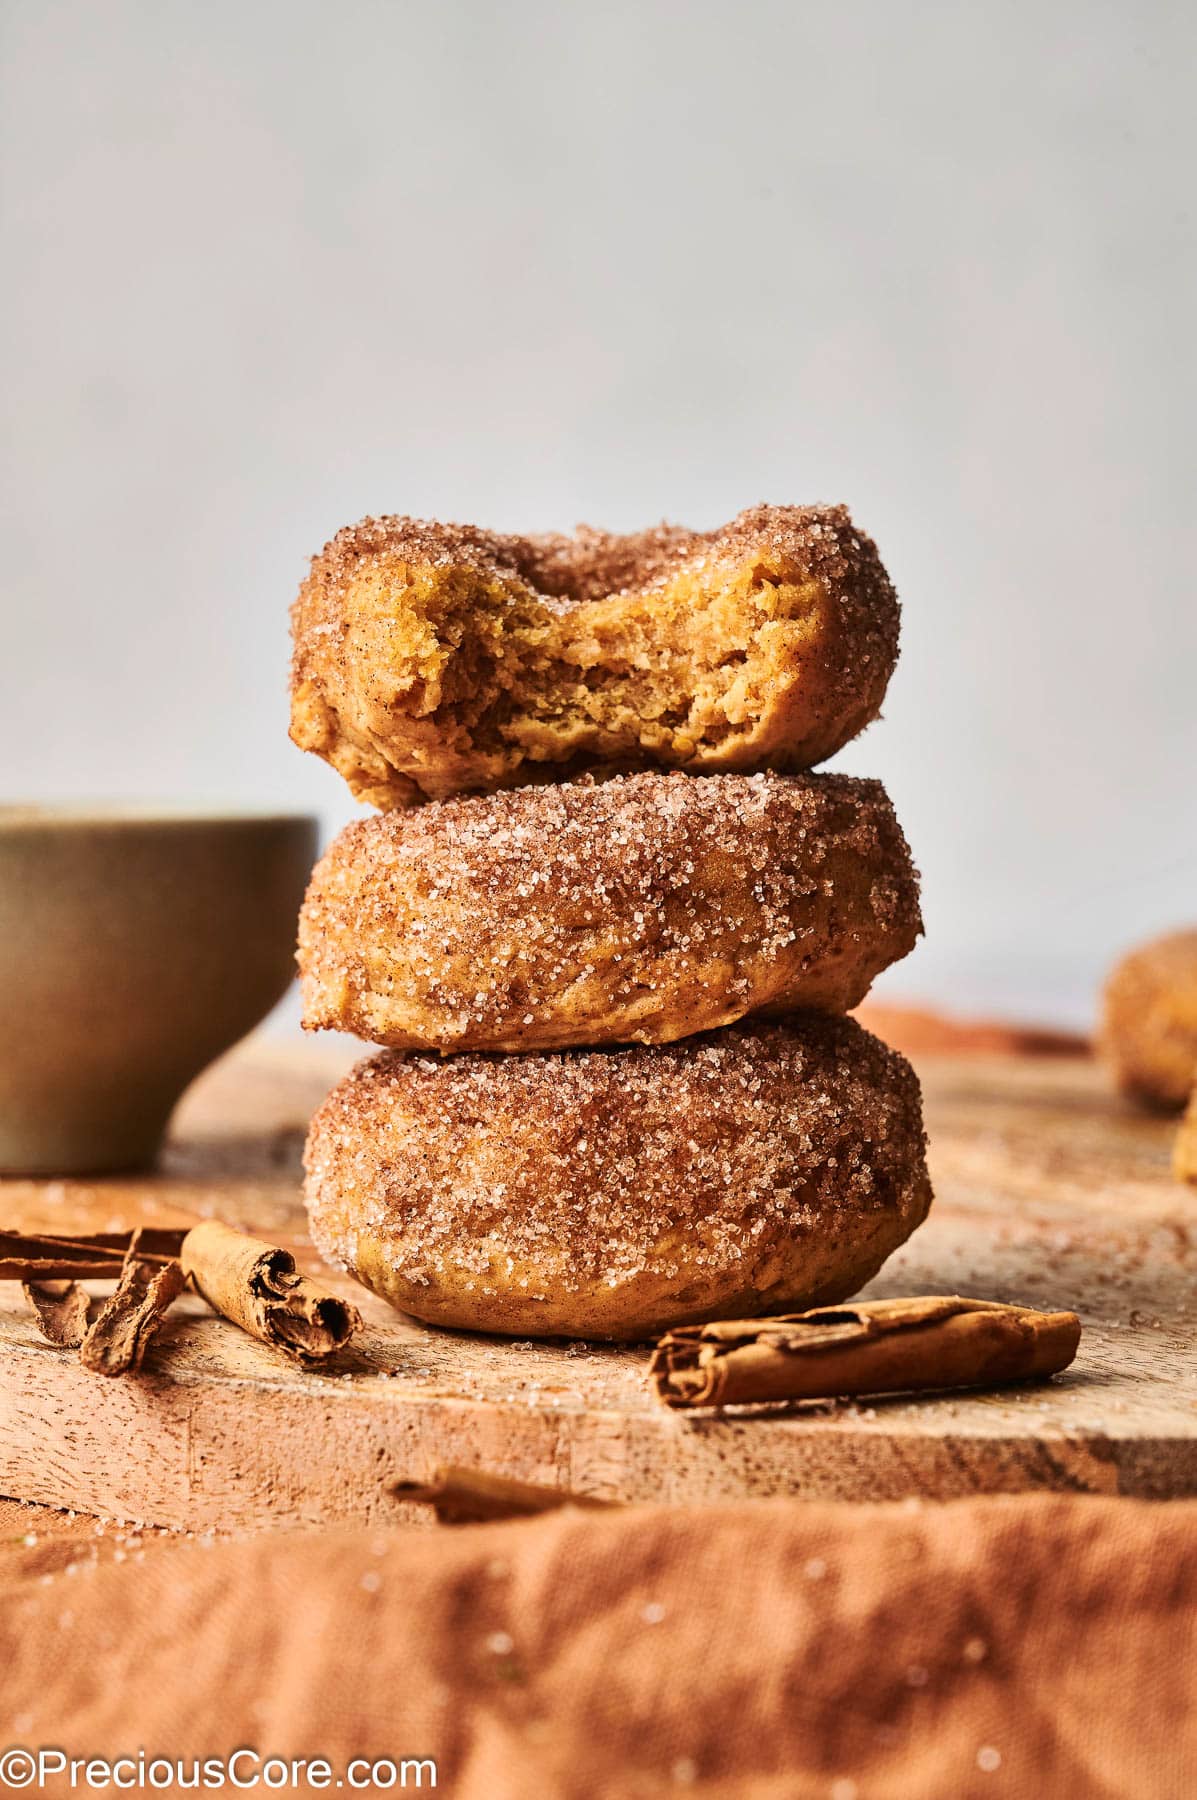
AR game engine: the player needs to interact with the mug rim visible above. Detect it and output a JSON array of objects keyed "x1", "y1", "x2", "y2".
[{"x1": 0, "y1": 802, "x2": 319, "y2": 832}]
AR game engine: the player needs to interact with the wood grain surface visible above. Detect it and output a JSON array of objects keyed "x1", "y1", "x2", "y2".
[{"x1": 0, "y1": 1031, "x2": 1193, "y2": 1530}]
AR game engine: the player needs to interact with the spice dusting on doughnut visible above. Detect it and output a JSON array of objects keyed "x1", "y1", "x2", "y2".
[
  {"x1": 298, "y1": 769, "x2": 922, "y2": 1051},
  {"x1": 303, "y1": 1014, "x2": 931, "y2": 1341}
]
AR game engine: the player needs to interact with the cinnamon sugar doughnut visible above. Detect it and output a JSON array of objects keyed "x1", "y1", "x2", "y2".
[
  {"x1": 290, "y1": 504, "x2": 900, "y2": 808},
  {"x1": 1100, "y1": 929, "x2": 1197, "y2": 1111},
  {"x1": 298, "y1": 770, "x2": 921, "y2": 1052},
  {"x1": 303, "y1": 1014, "x2": 932, "y2": 1341}
]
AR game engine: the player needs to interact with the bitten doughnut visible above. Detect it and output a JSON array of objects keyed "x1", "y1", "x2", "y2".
[
  {"x1": 303, "y1": 1014, "x2": 932, "y2": 1341},
  {"x1": 290, "y1": 504, "x2": 900, "y2": 808},
  {"x1": 1099, "y1": 928, "x2": 1197, "y2": 1111},
  {"x1": 298, "y1": 770, "x2": 921, "y2": 1052}
]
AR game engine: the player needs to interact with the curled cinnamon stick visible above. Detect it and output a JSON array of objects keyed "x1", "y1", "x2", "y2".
[
  {"x1": 79, "y1": 1256, "x2": 186, "y2": 1376},
  {"x1": 23, "y1": 1279, "x2": 91, "y2": 1348},
  {"x1": 651, "y1": 1296, "x2": 1082, "y2": 1410},
  {"x1": 180, "y1": 1221, "x2": 361, "y2": 1362},
  {"x1": 391, "y1": 1465, "x2": 617, "y2": 1525}
]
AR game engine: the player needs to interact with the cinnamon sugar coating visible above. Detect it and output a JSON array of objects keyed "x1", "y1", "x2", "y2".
[
  {"x1": 290, "y1": 504, "x2": 900, "y2": 808},
  {"x1": 298, "y1": 770, "x2": 922, "y2": 1052},
  {"x1": 303, "y1": 1014, "x2": 933, "y2": 1341},
  {"x1": 1099, "y1": 929, "x2": 1197, "y2": 1111}
]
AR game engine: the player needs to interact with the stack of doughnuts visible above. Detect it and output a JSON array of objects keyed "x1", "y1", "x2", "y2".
[{"x1": 292, "y1": 505, "x2": 932, "y2": 1340}]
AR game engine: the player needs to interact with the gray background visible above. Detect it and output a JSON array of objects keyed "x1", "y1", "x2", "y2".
[{"x1": 3, "y1": 0, "x2": 1194, "y2": 1025}]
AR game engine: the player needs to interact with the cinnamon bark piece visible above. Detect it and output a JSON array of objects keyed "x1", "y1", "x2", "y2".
[
  {"x1": 0, "y1": 1228, "x2": 187, "y2": 1282},
  {"x1": 180, "y1": 1221, "x2": 361, "y2": 1362},
  {"x1": 651, "y1": 1296, "x2": 1081, "y2": 1410},
  {"x1": 391, "y1": 1466, "x2": 617, "y2": 1525},
  {"x1": 79, "y1": 1257, "x2": 186, "y2": 1376},
  {"x1": 22, "y1": 1279, "x2": 91, "y2": 1348}
]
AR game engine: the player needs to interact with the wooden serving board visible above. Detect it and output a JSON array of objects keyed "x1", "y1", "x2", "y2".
[{"x1": 1, "y1": 1033, "x2": 1194, "y2": 1530}]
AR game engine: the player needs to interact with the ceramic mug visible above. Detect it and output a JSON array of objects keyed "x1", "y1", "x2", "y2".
[{"x1": 0, "y1": 807, "x2": 318, "y2": 1174}]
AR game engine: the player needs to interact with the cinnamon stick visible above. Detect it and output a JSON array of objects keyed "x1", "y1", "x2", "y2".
[
  {"x1": 651, "y1": 1296, "x2": 1082, "y2": 1410},
  {"x1": 0, "y1": 1227, "x2": 187, "y2": 1282},
  {"x1": 180, "y1": 1221, "x2": 361, "y2": 1362},
  {"x1": 23, "y1": 1279, "x2": 91, "y2": 1348},
  {"x1": 79, "y1": 1256, "x2": 186, "y2": 1376},
  {"x1": 391, "y1": 1465, "x2": 617, "y2": 1525}
]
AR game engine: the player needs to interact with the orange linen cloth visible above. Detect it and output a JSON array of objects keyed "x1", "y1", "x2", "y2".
[{"x1": 0, "y1": 1493, "x2": 1193, "y2": 1798}]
